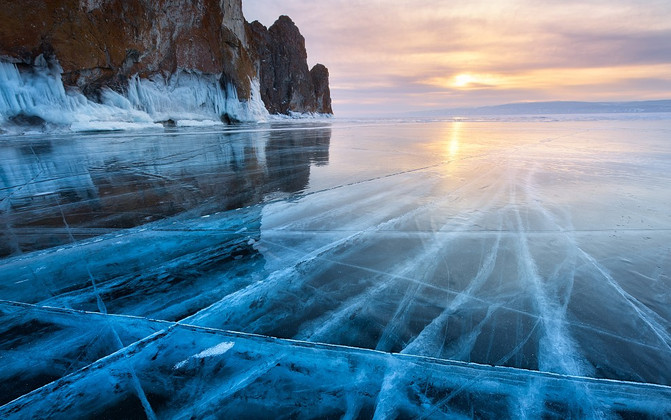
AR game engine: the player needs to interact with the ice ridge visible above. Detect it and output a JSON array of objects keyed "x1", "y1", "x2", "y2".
[{"x1": 1, "y1": 300, "x2": 670, "y2": 418}]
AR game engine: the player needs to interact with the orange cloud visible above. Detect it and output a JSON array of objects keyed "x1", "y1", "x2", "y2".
[
  {"x1": 243, "y1": 0, "x2": 671, "y2": 115},
  {"x1": 421, "y1": 64, "x2": 671, "y2": 91}
]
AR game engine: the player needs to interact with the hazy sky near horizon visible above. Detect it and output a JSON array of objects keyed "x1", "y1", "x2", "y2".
[{"x1": 243, "y1": 0, "x2": 671, "y2": 116}]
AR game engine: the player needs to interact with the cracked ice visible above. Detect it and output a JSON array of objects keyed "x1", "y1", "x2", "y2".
[{"x1": 1, "y1": 117, "x2": 671, "y2": 418}]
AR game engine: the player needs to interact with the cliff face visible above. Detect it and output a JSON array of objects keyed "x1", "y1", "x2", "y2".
[
  {"x1": 0, "y1": 0, "x2": 331, "y2": 119},
  {"x1": 0, "y1": 0, "x2": 255, "y2": 100},
  {"x1": 310, "y1": 64, "x2": 333, "y2": 115},
  {"x1": 247, "y1": 16, "x2": 332, "y2": 115}
]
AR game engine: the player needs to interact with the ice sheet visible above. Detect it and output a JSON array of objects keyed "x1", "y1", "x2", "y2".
[
  {"x1": 1, "y1": 303, "x2": 669, "y2": 419},
  {"x1": 1, "y1": 118, "x2": 670, "y2": 417}
]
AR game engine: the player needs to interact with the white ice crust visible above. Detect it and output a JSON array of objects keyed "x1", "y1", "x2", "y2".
[{"x1": 0, "y1": 60, "x2": 268, "y2": 132}]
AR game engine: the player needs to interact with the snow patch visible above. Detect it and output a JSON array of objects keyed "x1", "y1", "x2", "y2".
[
  {"x1": 83, "y1": 0, "x2": 103, "y2": 12},
  {"x1": 174, "y1": 341, "x2": 235, "y2": 369},
  {"x1": 269, "y1": 110, "x2": 334, "y2": 120}
]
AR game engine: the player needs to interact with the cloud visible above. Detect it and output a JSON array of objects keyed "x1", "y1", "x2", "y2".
[{"x1": 243, "y1": 0, "x2": 671, "y2": 115}]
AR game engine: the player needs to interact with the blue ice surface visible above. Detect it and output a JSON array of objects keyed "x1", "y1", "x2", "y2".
[{"x1": 1, "y1": 115, "x2": 671, "y2": 418}]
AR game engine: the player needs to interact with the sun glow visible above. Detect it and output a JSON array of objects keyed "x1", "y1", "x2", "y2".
[
  {"x1": 423, "y1": 73, "x2": 505, "y2": 90},
  {"x1": 453, "y1": 73, "x2": 475, "y2": 87},
  {"x1": 445, "y1": 121, "x2": 462, "y2": 160},
  {"x1": 419, "y1": 64, "x2": 671, "y2": 96}
]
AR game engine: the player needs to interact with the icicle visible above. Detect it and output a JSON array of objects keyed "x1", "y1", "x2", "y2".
[{"x1": 0, "y1": 60, "x2": 269, "y2": 132}]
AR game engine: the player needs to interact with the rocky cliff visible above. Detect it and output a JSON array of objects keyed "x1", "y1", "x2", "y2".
[
  {"x1": 247, "y1": 16, "x2": 332, "y2": 115},
  {"x1": 0, "y1": 0, "x2": 331, "y2": 128}
]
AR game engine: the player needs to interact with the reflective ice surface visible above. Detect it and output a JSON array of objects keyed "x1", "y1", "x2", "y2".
[{"x1": 1, "y1": 117, "x2": 671, "y2": 418}]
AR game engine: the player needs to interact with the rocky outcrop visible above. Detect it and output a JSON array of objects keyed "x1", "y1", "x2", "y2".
[
  {"x1": 310, "y1": 64, "x2": 333, "y2": 115},
  {"x1": 0, "y1": 0, "x2": 331, "y2": 120},
  {"x1": 0, "y1": 0, "x2": 255, "y2": 100},
  {"x1": 247, "y1": 16, "x2": 332, "y2": 115}
]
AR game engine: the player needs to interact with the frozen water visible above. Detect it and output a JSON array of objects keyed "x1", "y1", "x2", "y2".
[
  {"x1": 2, "y1": 302, "x2": 670, "y2": 419},
  {"x1": 0, "y1": 61, "x2": 268, "y2": 132},
  {"x1": 1, "y1": 117, "x2": 670, "y2": 417}
]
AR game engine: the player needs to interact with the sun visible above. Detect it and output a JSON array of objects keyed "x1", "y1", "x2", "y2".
[
  {"x1": 421, "y1": 73, "x2": 502, "y2": 90},
  {"x1": 453, "y1": 73, "x2": 475, "y2": 87}
]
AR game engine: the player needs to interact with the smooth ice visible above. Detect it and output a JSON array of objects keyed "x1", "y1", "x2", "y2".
[{"x1": 1, "y1": 117, "x2": 671, "y2": 418}]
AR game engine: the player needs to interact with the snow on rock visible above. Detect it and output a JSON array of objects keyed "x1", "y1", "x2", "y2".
[{"x1": 0, "y1": 60, "x2": 267, "y2": 131}]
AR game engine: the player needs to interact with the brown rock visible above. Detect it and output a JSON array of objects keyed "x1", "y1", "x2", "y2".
[
  {"x1": 310, "y1": 64, "x2": 333, "y2": 115},
  {"x1": 247, "y1": 16, "x2": 333, "y2": 115},
  {"x1": 0, "y1": 1, "x2": 331, "y2": 115},
  {"x1": 0, "y1": 0, "x2": 254, "y2": 99}
]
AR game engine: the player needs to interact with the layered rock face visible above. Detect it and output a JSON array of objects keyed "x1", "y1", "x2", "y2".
[
  {"x1": 0, "y1": 0, "x2": 331, "y2": 120},
  {"x1": 0, "y1": 0, "x2": 255, "y2": 100},
  {"x1": 247, "y1": 16, "x2": 332, "y2": 115}
]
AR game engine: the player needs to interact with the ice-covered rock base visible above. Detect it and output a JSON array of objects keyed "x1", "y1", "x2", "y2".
[{"x1": 0, "y1": 61, "x2": 268, "y2": 133}]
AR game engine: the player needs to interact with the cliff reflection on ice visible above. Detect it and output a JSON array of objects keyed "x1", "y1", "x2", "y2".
[
  {"x1": 0, "y1": 125, "x2": 330, "y2": 257},
  {"x1": 1, "y1": 118, "x2": 670, "y2": 418}
]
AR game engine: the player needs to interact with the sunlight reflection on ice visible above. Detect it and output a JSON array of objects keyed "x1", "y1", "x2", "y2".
[{"x1": 1, "y1": 117, "x2": 670, "y2": 417}]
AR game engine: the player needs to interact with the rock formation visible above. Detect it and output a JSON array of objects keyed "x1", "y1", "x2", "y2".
[
  {"x1": 247, "y1": 16, "x2": 332, "y2": 115},
  {"x1": 310, "y1": 64, "x2": 333, "y2": 115},
  {"x1": 0, "y1": 0, "x2": 331, "y2": 124}
]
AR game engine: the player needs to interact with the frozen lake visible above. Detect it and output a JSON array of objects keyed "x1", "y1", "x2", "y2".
[{"x1": 1, "y1": 116, "x2": 671, "y2": 418}]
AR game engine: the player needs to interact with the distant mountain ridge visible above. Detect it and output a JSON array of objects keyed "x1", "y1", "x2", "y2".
[{"x1": 416, "y1": 100, "x2": 671, "y2": 117}]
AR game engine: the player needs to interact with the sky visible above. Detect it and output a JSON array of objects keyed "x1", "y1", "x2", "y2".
[{"x1": 243, "y1": 0, "x2": 671, "y2": 117}]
